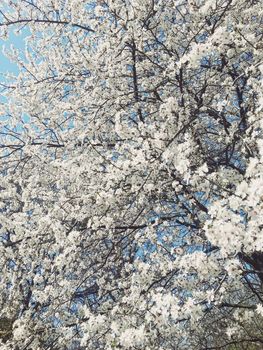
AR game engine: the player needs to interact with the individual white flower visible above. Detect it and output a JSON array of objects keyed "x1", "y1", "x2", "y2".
[
  {"x1": 226, "y1": 326, "x2": 239, "y2": 339},
  {"x1": 119, "y1": 326, "x2": 145, "y2": 348},
  {"x1": 256, "y1": 304, "x2": 263, "y2": 317},
  {"x1": 13, "y1": 321, "x2": 28, "y2": 341}
]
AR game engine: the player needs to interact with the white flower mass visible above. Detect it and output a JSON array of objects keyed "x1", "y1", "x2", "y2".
[{"x1": 0, "y1": 0, "x2": 262, "y2": 349}]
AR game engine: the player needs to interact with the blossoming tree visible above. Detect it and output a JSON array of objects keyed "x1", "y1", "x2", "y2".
[{"x1": 0, "y1": 0, "x2": 262, "y2": 349}]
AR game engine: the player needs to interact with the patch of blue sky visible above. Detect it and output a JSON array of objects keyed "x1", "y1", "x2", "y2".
[
  {"x1": 0, "y1": 27, "x2": 30, "y2": 77},
  {"x1": 0, "y1": 26, "x2": 30, "y2": 108}
]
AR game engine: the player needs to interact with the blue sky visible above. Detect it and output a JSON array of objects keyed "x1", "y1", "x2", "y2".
[
  {"x1": 0, "y1": 28, "x2": 30, "y2": 120},
  {"x1": 0, "y1": 27, "x2": 30, "y2": 107},
  {"x1": 0, "y1": 28, "x2": 29, "y2": 76}
]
